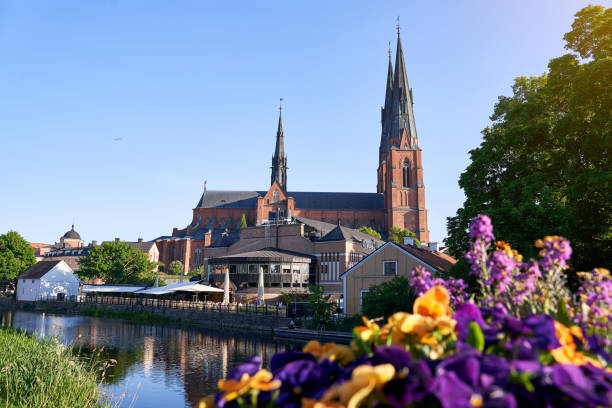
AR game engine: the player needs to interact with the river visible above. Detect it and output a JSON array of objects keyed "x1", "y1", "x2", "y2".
[{"x1": 0, "y1": 310, "x2": 301, "y2": 408}]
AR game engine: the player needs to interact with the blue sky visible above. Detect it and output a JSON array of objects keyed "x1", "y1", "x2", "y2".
[{"x1": 0, "y1": 0, "x2": 607, "y2": 245}]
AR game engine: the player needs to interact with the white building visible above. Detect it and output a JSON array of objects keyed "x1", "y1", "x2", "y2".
[{"x1": 16, "y1": 260, "x2": 80, "y2": 301}]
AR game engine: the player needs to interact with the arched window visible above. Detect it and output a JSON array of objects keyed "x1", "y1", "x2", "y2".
[
  {"x1": 272, "y1": 190, "x2": 280, "y2": 203},
  {"x1": 402, "y1": 159, "x2": 410, "y2": 188},
  {"x1": 194, "y1": 248, "x2": 201, "y2": 266}
]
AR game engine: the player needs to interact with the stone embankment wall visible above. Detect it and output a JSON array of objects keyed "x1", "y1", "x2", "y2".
[{"x1": 0, "y1": 298, "x2": 293, "y2": 333}]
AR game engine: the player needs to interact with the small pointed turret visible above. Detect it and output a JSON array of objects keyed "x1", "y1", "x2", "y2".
[{"x1": 271, "y1": 101, "x2": 288, "y2": 190}]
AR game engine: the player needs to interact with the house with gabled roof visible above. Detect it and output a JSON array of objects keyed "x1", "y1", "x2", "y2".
[
  {"x1": 16, "y1": 260, "x2": 80, "y2": 301},
  {"x1": 341, "y1": 240, "x2": 456, "y2": 315}
]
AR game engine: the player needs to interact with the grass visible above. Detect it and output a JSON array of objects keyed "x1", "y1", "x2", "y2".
[
  {"x1": 0, "y1": 326, "x2": 111, "y2": 408},
  {"x1": 81, "y1": 308, "x2": 180, "y2": 325}
]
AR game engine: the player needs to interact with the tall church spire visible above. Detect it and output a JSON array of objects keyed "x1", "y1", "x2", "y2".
[
  {"x1": 380, "y1": 43, "x2": 394, "y2": 153},
  {"x1": 391, "y1": 22, "x2": 418, "y2": 145},
  {"x1": 271, "y1": 100, "x2": 287, "y2": 190}
]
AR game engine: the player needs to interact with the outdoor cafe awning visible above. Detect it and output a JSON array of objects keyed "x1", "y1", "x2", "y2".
[
  {"x1": 135, "y1": 281, "x2": 223, "y2": 296},
  {"x1": 82, "y1": 285, "x2": 145, "y2": 293}
]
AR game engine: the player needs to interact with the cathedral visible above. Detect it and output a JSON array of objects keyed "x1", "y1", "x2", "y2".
[{"x1": 156, "y1": 29, "x2": 429, "y2": 274}]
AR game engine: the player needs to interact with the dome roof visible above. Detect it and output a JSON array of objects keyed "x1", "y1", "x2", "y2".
[{"x1": 62, "y1": 225, "x2": 81, "y2": 240}]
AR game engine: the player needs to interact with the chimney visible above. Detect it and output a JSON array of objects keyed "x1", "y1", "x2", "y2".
[
  {"x1": 115, "y1": 238, "x2": 120, "y2": 242},
  {"x1": 138, "y1": 238, "x2": 143, "y2": 243},
  {"x1": 428, "y1": 242, "x2": 440, "y2": 252},
  {"x1": 403, "y1": 236, "x2": 414, "y2": 246}
]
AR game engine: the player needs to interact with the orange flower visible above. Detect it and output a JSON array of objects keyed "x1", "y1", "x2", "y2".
[
  {"x1": 551, "y1": 321, "x2": 600, "y2": 367},
  {"x1": 318, "y1": 364, "x2": 395, "y2": 408},
  {"x1": 412, "y1": 285, "x2": 451, "y2": 318},
  {"x1": 217, "y1": 369, "x2": 280, "y2": 401},
  {"x1": 303, "y1": 340, "x2": 355, "y2": 366},
  {"x1": 386, "y1": 312, "x2": 455, "y2": 346}
]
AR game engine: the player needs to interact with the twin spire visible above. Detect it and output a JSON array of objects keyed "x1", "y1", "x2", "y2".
[
  {"x1": 380, "y1": 22, "x2": 418, "y2": 153},
  {"x1": 271, "y1": 99, "x2": 287, "y2": 191}
]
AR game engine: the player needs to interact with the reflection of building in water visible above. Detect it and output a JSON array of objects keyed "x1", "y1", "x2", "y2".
[{"x1": 143, "y1": 336, "x2": 154, "y2": 376}]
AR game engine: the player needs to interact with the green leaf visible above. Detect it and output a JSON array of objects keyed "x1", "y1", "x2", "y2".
[
  {"x1": 555, "y1": 298, "x2": 571, "y2": 326},
  {"x1": 466, "y1": 322, "x2": 485, "y2": 352}
]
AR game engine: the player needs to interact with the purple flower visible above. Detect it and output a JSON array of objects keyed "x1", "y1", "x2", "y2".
[
  {"x1": 537, "y1": 236, "x2": 572, "y2": 270},
  {"x1": 227, "y1": 357, "x2": 261, "y2": 380},
  {"x1": 454, "y1": 302, "x2": 486, "y2": 341},
  {"x1": 409, "y1": 266, "x2": 468, "y2": 307},
  {"x1": 382, "y1": 359, "x2": 434, "y2": 407},
  {"x1": 273, "y1": 359, "x2": 327, "y2": 408},
  {"x1": 469, "y1": 214, "x2": 495, "y2": 243},
  {"x1": 269, "y1": 351, "x2": 316, "y2": 373},
  {"x1": 552, "y1": 364, "x2": 612, "y2": 407},
  {"x1": 486, "y1": 249, "x2": 515, "y2": 293}
]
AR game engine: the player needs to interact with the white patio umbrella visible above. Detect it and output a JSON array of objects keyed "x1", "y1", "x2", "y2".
[
  {"x1": 223, "y1": 269, "x2": 230, "y2": 304},
  {"x1": 257, "y1": 267, "x2": 264, "y2": 306}
]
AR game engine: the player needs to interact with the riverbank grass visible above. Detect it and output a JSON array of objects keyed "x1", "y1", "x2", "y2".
[{"x1": 0, "y1": 326, "x2": 108, "y2": 408}]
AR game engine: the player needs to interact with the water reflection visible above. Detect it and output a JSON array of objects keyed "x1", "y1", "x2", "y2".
[{"x1": 0, "y1": 310, "x2": 300, "y2": 408}]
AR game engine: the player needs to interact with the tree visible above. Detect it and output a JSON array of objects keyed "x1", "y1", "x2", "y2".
[
  {"x1": 358, "y1": 226, "x2": 381, "y2": 239},
  {"x1": 189, "y1": 266, "x2": 204, "y2": 278},
  {"x1": 77, "y1": 241, "x2": 156, "y2": 285},
  {"x1": 361, "y1": 276, "x2": 416, "y2": 320},
  {"x1": 0, "y1": 231, "x2": 36, "y2": 290},
  {"x1": 445, "y1": 5, "x2": 611, "y2": 272},
  {"x1": 168, "y1": 260, "x2": 184, "y2": 276},
  {"x1": 307, "y1": 285, "x2": 336, "y2": 329},
  {"x1": 387, "y1": 227, "x2": 421, "y2": 246},
  {"x1": 240, "y1": 214, "x2": 248, "y2": 229}
]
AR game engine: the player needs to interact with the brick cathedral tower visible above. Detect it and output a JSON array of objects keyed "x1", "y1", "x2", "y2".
[{"x1": 377, "y1": 26, "x2": 429, "y2": 243}]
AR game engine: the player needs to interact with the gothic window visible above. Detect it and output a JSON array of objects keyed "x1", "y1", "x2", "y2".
[
  {"x1": 171, "y1": 247, "x2": 175, "y2": 261},
  {"x1": 402, "y1": 159, "x2": 410, "y2": 188},
  {"x1": 194, "y1": 248, "x2": 201, "y2": 266},
  {"x1": 273, "y1": 190, "x2": 280, "y2": 203}
]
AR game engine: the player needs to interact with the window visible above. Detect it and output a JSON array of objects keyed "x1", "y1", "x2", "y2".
[
  {"x1": 272, "y1": 190, "x2": 280, "y2": 203},
  {"x1": 383, "y1": 261, "x2": 397, "y2": 276},
  {"x1": 360, "y1": 290, "x2": 370, "y2": 308},
  {"x1": 31, "y1": 279, "x2": 34, "y2": 283},
  {"x1": 194, "y1": 248, "x2": 201, "y2": 266},
  {"x1": 402, "y1": 159, "x2": 410, "y2": 188}
]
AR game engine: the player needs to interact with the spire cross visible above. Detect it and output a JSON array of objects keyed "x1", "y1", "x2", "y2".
[
  {"x1": 279, "y1": 98, "x2": 283, "y2": 112},
  {"x1": 388, "y1": 41, "x2": 391, "y2": 58},
  {"x1": 396, "y1": 16, "x2": 400, "y2": 37}
]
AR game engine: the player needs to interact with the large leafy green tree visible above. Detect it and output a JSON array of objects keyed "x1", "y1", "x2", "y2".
[
  {"x1": 446, "y1": 5, "x2": 611, "y2": 272},
  {"x1": 78, "y1": 241, "x2": 156, "y2": 285},
  {"x1": 0, "y1": 231, "x2": 36, "y2": 289}
]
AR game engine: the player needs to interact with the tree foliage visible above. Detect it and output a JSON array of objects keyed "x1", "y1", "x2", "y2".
[
  {"x1": 77, "y1": 241, "x2": 156, "y2": 285},
  {"x1": 361, "y1": 276, "x2": 416, "y2": 320},
  {"x1": 387, "y1": 227, "x2": 421, "y2": 246},
  {"x1": 358, "y1": 226, "x2": 381, "y2": 239},
  {"x1": 168, "y1": 260, "x2": 184, "y2": 276},
  {"x1": 0, "y1": 231, "x2": 36, "y2": 289},
  {"x1": 445, "y1": 5, "x2": 611, "y2": 272},
  {"x1": 307, "y1": 285, "x2": 336, "y2": 329},
  {"x1": 240, "y1": 213, "x2": 248, "y2": 229}
]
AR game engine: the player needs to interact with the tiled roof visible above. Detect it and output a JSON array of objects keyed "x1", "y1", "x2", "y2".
[
  {"x1": 44, "y1": 246, "x2": 93, "y2": 257},
  {"x1": 398, "y1": 243, "x2": 456, "y2": 273},
  {"x1": 29, "y1": 243, "x2": 50, "y2": 249},
  {"x1": 18, "y1": 260, "x2": 63, "y2": 279},
  {"x1": 208, "y1": 248, "x2": 313, "y2": 264},
  {"x1": 196, "y1": 190, "x2": 384, "y2": 211},
  {"x1": 125, "y1": 241, "x2": 156, "y2": 252},
  {"x1": 295, "y1": 216, "x2": 384, "y2": 245}
]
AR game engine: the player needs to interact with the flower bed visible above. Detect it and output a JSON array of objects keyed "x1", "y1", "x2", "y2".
[{"x1": 199, "y1": 216, "x2": 611, "y2": 408}]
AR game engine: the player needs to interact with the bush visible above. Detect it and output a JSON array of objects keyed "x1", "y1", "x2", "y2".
[
  {"x1": 0, "y1": 327, "x2": 109, "y2": 407},
  {"x1": 361, "y1": 276, "x2": 416, "y2": 321}
]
